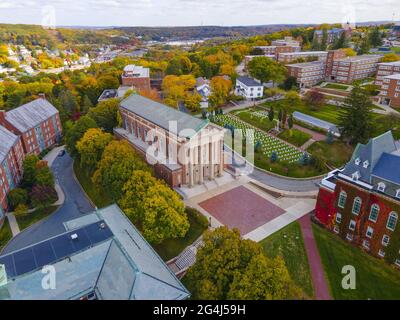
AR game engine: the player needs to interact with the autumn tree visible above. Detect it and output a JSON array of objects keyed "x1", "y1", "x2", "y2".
[
  {"x1": 92, "y1": 140, "x2": 149, "y2": 200},
  {"x1": 76, "y1": 128, "x2": 113, "y2": 173},
  {"x1": 184, "y1": 92, "x2": 202, "y2": 112},
  {"x1": 247, "y1": 56, "x2": 286, "y2": 85},
  {"x1": 381, "y1": 53, "x2": 400, "y2": 63},
  {"x1": 119, "y1": 170, "x2": 189, "y2": 244},
  {"x1": 185, "y1": 227, "x2": 302, "y2": 300},
  {"x1": 162, "y1": 74, "x2": 196, "y2": 108},
  {"x1": 209, "y1": 76, "x2": 232, "y2": 108},
  {"x1": 65, "y1": 115, "x2": 98, "y2": 157},
  {"x1": 304, "y1": 89, "x2": 325, "y2": 110},
  {"x1": 87, "y1": 98, "x2": 120, "y2": 133}
]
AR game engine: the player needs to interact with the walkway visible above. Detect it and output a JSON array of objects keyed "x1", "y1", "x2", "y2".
[
  {"x1": 299, "y1": 214, "x2": 331, "y2": 300},
  {"x1": 7, "y1": 213, "x2": 20, "y2": 237},
  {"x1": 300, "y1": 138, "x2": 316, "y2": 151},
  {"x1": 293, "y1": 124, "x2": 326, "y2": 142}
]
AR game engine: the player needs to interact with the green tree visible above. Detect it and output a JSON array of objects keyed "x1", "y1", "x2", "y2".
[
  {"x1": 81, "y1": 94, "x2": 94, "y2": 114},
  {"x1": 268, "y1": 106, "x2": 274, "y2": 122},
  {"x1": 332, "y1": 32, "x2": 348, "y2": 50},
  {"x1": 119, "y1": 170, "x2": 189, "y2": 244},
  {"x1": 87, "y1": 98, "x2": 120, "y2": 133},
  {"x1": 247, "y1": 56, "x2": 286, "y2": 85},
  {"x1": 21, "y1": 155, "x2": 40, "y2": 188},
  {"x1": 65, "y1": 115, "x2": 98, "y2": 157},
  {"x1": 76, "y1": 128, "x2": 113, "y2": 173},
  {"x1": 8, "y1": 188, "x2": 28, "y2": 210},
  {"x1": 338, "y1": 86, "x2": 374, "y2": 144},
  {"x1": 368, "y1": 27, "x2": 383, "y2": 47},
  {"x1": 35, "y1": 161, "x2": 55, "y2": 188},
  {"x1": 288, "y1": 113, "x2": 294, "y2": 129},
  {"x1": 185, "y1": 227, "x2": 301, "y2": 300}
]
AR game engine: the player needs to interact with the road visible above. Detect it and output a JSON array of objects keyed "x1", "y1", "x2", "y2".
[{"x1": 2, "y1": 153, "x2": 94, "y2": 254}]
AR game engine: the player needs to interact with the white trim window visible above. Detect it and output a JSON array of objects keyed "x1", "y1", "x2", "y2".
[
  {"x1": 352, "y1": 197, "x2": 362, "y2": 215},
  {"x1": 349, "y1": 220, "x2": 356, "y2": 231},
  {"x1": 363, "y1": 160, "x2": 369, "y2": 168},
  {"x1": 377, "y1": 182, "x2": 386, "y2": 192},
  {"x1": 355, "y1": 157, "x2": 361, "y2": 165},
  {"x1": 362, "y1": 239, "x2": 370, "y2": 250},
  {"x1": 366, "y1": 226, "x2": 374, "y2": 238},
  {"x1": 382, "y1": 235, "x2": 390, "y2": 247},
  {"x1": 352, "y1": 171, "x2": 360, "y2": 181},
  {"x1": 336, "y1": 213, "x2": 342, "y2": 224},
  {"x1": 378, "y1": 249, "x2": 385, "y2": 258},
  {"x1": 333, "y1": 226, "x2": 340, "y2": 234},
  {"x1": 395, "y1": 259, "x2": 400, "y2": 267},
  {"x1": 338, "y1": 191, "x2": 347, "y2": 209},
  {"x1": 369, "y1": 204, "x2": 380, "y2": 223},
  {"x1": 346, "y1": 233, "x2": 353, "y2": 241},
  {"x1": 387, "y1": 212, "x2": 398, "y2": 231}
]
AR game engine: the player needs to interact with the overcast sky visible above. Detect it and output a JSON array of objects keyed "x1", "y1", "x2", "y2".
[{"x1": 0, "y1": 0, "x2": 398, "y2": 27}]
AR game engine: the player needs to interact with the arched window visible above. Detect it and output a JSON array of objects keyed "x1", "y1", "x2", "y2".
[
  {"x1": 352, "y1": 197, "x2": 362, "y2": 215},
  {"x1": 387, "y1": 212, "x2": 398, "y2": 231},
  {"x1": 369, "y1": 204, "x2": 380, "y2": 222},
  {"x1": 338, "y1": 191, "x2": 347, "y2": 208}
]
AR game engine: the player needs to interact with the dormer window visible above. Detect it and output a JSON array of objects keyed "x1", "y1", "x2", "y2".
[
  {"x1": 355, "y1": 158, "x2": 361, "y2": 165},
  {"x1": 363, "y1": 160, "x2": 369, "y2": 168},
  {"x1": 377, "y1": 182, "x2": 386, "y2": 192},
  {"x1": 352, "y1": 171, "x2": 360, "y2": 181}
]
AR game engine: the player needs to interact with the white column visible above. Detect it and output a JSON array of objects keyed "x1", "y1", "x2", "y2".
[
  {"x1": 210, "y1": 142, "x2": 215, "y2": 180},
  {"x1": 189, "y1": 147, "x2": 194, "y2": 187},
  {"x1": 218, "y1": 139, "x2": 224, "y2": 177},
  {"x1": 199, "y1": 144, "x2": 204, "y2": 184}
]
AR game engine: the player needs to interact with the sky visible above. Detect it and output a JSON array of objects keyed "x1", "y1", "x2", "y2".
[{"x1": 0, "y1": 0, "x2": 398, "y2": 27}]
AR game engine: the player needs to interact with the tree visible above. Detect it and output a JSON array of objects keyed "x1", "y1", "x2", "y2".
[
  {"x1": 342, "y1": 48, "x2": 357, "y2": 57},
  {"x1": 8, "y1": 188, "x2": 28, "y2": 210},
  {"x1": 21, "y1": 155, "x2": 40, "y2": 188},
  {"x1": 368, "y1": 27, "x2": 383, "y2": 48},
  {"x1": 247, "y1": 56, "x2": 286, "y2": 85},
  {"x1": 304, "y1": 89, "x2": 325, "y2": 110},
  {"x1": 35, "y1": 161, "x2": 55, "y2": 188},
  {"x1": 87, "y1": 98, "x2": 120, "y2": 133},
  {"x1": 76, "y1": 128, "x2": 113, "y2": 173},
  {"x1": 30, "y1": 185, "x2": 57, "y2": 208},
  {"x1": 250, "y1": 47, "x2": 265, "y2": 56},
  {"x1": 81, "y1": 94, "x2": 93, "y2": 114},
  {"x1": 184, "y1": 92, "x2": 202, "y2": 112},
  {"x1": 119, "y1": 170, "x2": 189, "y2": 244},
  {"x1": 270, "y1": 151, "x2": 278, "y2": 162},
  {"x1": 268, "y1": 106, "x2": 274, "y2": 122},
  {"x1": 320, "y1": 29, "x2": 328, "y2": 50},
  {"x1": 65, "y1": 115, "x2": 98, "y2": 157},
  {"x1": 381, "y1": 53, "x2": 400, "y2": 62},
  {"x1": 184, "y1": 227, "x2": 301, "y2": 300},
  {"x1": 209, "y1": 76, "x2": 232, "y2": 108},
  {"x1": 281, "y1": 76, "x2": 297, "y2": 91},
  {"x1": 14, "y1": 204, "x2": 28, "y2": 217},
  {"x1": 332, "y1": 32, "x2": 348, "y2": 50},
  {"x1": 92, "y1": 140, "x2": 149, "y2": 200},
  {"x1": 338, "y1": 86, "x2": 374, "y2": 144},
  {"x1": 288, "y1": 113, "x2": 294, "y2": 129},
  {"x1": 326, "y1": 131, "x2": 334, "y2": 145}
]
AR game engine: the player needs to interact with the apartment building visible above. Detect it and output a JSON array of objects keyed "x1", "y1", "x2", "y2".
[
  {"x1": 325, "y1": 49, "x2": 347, "y2": 78},
  {"x1": 314, "y1": 28, "x2": 345, "y2": 44},
  {"x1": 278, "y1": 51, "x2": 328, "y2": 64},
  {"x1": 377, "y1": 74, "x2": 400, "y2": 108},
  {"x1": 328, "y1": 55, "x2": 381, "y2": 84},
  {"x1": 315, "y1": 131, "x2": 400, "y2": 266},
  {"x1": 0, "y1": 98, "x2": 62, "y2": 155},
  {"x1": 235, "y1": 76, "x2": 264, "y2": 100},
  {"x1": 375, "y1": 61, "x2": 400, "y2": 85},
  {"x1": 271, "y1": 36, "x2": 301, "y2": 47},
  {"x1": 115, "y1": 94, "x2": 225, "y2": 188},
  {"x1": 121, "y1": 64, "x2": 151, "y2": 91},
  {"x1": 0, "y1": 125, "x2": 24, "y2": 217},
  {"x1": 286, "y1": 61, "x2": 326, "y2": 87},
  {"x1": 254, "y1": 45, "x2": 301, "y2": 59}
]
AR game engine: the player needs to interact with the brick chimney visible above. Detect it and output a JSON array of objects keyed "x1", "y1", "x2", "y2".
[
  {"x1": 38, "y1": 93, "x2": 46, "y2": 100},
  {"x1": 0, "y1": 110, "x2": 6, "y2": 126}
]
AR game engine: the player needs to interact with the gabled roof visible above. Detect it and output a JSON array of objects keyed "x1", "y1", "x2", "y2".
[
  {"x1": 120, "y1": 94, "x2": 209, "y2": 139},
  {"x1": 5, "y1": 98, "x2": 58, "y2": 133},
  {"x1": 0, "y1": 125, "x2": 19, "y2": 164},
  {"x1": 342, "y1": 131, "x2": 397, "y2": 183},
  {"x1": 372, "y1": 152, "x2": 400, "y2": 185}
]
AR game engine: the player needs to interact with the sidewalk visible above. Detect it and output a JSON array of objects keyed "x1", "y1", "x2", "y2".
[
  {"x1": 299, "y1": 214, "x2": 331, "y2": 300},
  {"x1": 7, "y1": 213, "x2": 20, "y2": 237}
]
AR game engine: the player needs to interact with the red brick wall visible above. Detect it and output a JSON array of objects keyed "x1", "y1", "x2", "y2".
[
  {"x1": 315, "y1": 187, "x2": 336, "y2": 226},
  {"x1": 121, "y1": 77, "x2": 151, "y2": 91}
]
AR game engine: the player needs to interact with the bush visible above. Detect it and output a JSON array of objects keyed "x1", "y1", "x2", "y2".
[
  {"x1": 8, "y1": 188, "x2": 28, "y2": 210},
  {"x1": 30, "y1": 185, "x2": 58, "y2": 208},
  {"x1": 14, "y1": 204, "x2": 28, "y2": 217},
  {"x1": 185, "y1": 207, "x2": 209, "y2": 229}
]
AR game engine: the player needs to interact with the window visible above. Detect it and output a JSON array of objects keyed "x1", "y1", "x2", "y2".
[
  {"x1": 366, "y1": 226, "x2": 374, "y2": 238},
  {"x1": 336, "y1": 213, "x2": 342, "y2": 224},
  {"x1": 349, "y1": 220, "x2": 356, "y2": 231},
  {"x1": 378, "y1": 249, "x2": 385, "y2": 258},
  {"x1": 377, "y1": 182, "x2": 386, "y2": 192},
  {"x1": 352, "y1": 197, "x2": 362, "y2": 215},
  {"x1": 362, "y1": 240, "x2": 370, "y2": 249},
  {"x1": 387, "y1": 212, "x2": 398, "y2": 231},
  {"x1": 352, "y1": 171, "x2": 360, "y2": 180},
  {"x1": 382, "y1": 235, "x2": 390, "y2": 247},
  {"x1": 395, "y1": 259, "x2": 400, "y2": 267},
  {"x1": 338, "y1": 191, "x2": 347, "y2": 208},
  {"x1": 346, "y1": 233, "x2": 353, "y2": 241},
  {"x1": 333, "y1": 226, "x2": 340, "y2": 234},
  {"x1": 369, "y1": 204, "x2": 380, "y2": 222},
  {"x1": 355, "y1": 158, "x2": 361, "y2": 165},
  {"x1": 363, "y1": 160, "x2": 369, "y2": 168}
]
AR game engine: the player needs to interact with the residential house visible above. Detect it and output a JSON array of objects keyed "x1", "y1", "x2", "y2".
[{"x1": 235, "y1": 76, "x2": 264, "y2": 100}]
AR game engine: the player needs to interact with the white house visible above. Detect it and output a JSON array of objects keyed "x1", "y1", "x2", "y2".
[
  {"x1": 195, "y1": 77, "x2": 211, "y2": 109},
  {"x1": 235, "y1": 76, "x2": 263, "y2": 100}
]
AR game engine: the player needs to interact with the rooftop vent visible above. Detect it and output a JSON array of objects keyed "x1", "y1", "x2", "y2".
[{"x1": 71, "y1": 233, "x2": 78, "y2": 240}]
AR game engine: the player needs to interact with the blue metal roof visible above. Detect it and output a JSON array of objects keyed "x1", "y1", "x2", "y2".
[
  {"x1": 293, "y1": 111, "x2": 340, "y2": 135},
  {"x1": 372, "y1": 152, "x2": 400, "y2": 185}
]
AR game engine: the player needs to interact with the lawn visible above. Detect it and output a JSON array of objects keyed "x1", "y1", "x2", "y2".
[
  {"x1": 278, "y1": 129, "x2": 312, "y2": 147},
  {"x1": 308, "y1": 141, "x2": 354, "y2": 168},
  {"x1": 312, "y1": 223, "x2": 400, "y2": 300},
  {"x1": 324, "y1": 83, "x2": 350, "y2": 90},
  {"x1": 0, "y1": 220, "x2": 12, "y2": 252},
  {"x1": 260, "y1": 222, "x2": 314, "y2": 298},
  {"x1": 392, "y1": 47, "x2": 400, "y2": 54},
  {"x1": 233, "y1": 110, "x2": 276, "y2": 132},
  {"x1": 73, "y1": 160, "x2": 113, "y2": 208},
  {"x1": 154, "y1": 208, "x2": 208, "y2": 261},
  {"x1": 16, "y1": 206, "x2": 59, "y2": 231}
]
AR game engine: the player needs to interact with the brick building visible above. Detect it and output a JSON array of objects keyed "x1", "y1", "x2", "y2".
[
  {"x1": 327, "y1": 55, "x2": 381, "y2": 84},
  {"x1": 0, "y1": 98, "x2": 62, "y2": 155},
  {"x1": 115, "y1": 94, "x2": 225, "y2": 188},
  {"x1": 278, "y1": 51, "x2": 328, "y2": 64},
  {"x1": 314, "y1": 28, "x2": 345, "y2": 45},
  {"x1": 325, "y1": 49, "x2": 347, "y2": 78},
  {"x1": 0, "y1": 125, "x2": 24, "y2": 218},
  {"x1": 254, "y1": 45, "x2": 301, "y2": 59},
  {"x1": 286, "y1": 61, "x2": 326, "y2": 88},
  {"x1": 376, "y1": 73, "x2": 400, "y2": 108},
  {"x1": 121, "y1": 64, "x2": 151, "y2": 92},
  {"x1": 315, "y1": 131, "x2": 400, "y2": 266},
  {"x1": 271, "y1": 36, "x2": 301, "y2": 47}
]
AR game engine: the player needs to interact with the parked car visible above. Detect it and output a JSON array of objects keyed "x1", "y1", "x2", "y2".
[{"x1": 58, "y1": 150, "x2": 66, "y2": 157}]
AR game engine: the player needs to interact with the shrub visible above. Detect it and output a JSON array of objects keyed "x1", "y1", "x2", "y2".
[
  {"x1": 8, "y1": 188, "x2": 28, "y2": 210},
  {"x1": 30, "y1": 185, "x2": 57, "y2": 208},
  {"x1": 186, "y1": 207, "x2": 209, "y2": 229},
  {"x1": 14, "y1": 204, "x2": 28, "y2": 217}
]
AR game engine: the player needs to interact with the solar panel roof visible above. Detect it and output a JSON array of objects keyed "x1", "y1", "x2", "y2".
[{"x1": 0, "y1": 220, "x2": 113, "y2": 279}]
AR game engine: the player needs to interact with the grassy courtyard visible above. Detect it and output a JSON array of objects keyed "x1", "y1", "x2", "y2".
[
  {"x1": 260, "y1": 222, "x2": 314, "y2": 298},
  {"x1": 0, "y1": 220, "x2": 12, "y2": 252},
  {"x1": 324, "y1": 83, "x2": 351, "y2": 90},
  {"x1": 307, "y1": 141, "x2": 354, "y2": 168},
  {"x1": 278, "y1": 129, "x2": 312, "y2": 147},
  {"x1": 16, "y1": 206, "x2": 59, "y2": 231},
  {"x1": 312, "y1": 223, "x2": 400, "y2": 300},
  {"x1": 233, "y1": 110, "x2": 276, "y2": 132}
]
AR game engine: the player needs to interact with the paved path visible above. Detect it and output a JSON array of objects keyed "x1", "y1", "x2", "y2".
[
  {"x1": 293, "y1": 124, "x2": 326, "y2": 142},
  {"x1": 2, "y1": 152, "x2": 94, "y2": 254},
  {"x1": 299, "y1": 214, "x2": 331, "y2": 300},
  {"x1": 300, "y1": 139, "x2": 316, "y2": 151},
  {"x1": 7, "y1": 213, "x2": 20, "y2": 237}
]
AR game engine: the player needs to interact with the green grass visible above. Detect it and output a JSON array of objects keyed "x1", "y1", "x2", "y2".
[
  {"x1": 233, "y1": 110, "x2": 276, "y2": 132},
  {"x1": 260, "y1": 222, "x2": 314, "y2": 298},
  {"x1": 313, "y1": 223, "x2": 400, "y2": 300},
  {"x1": 154, "y1": 208, "x2": 208, "y2": 261},
  {"x1": 308, "y1": 141, "x2": 354, "y2": 168},
  {"x1": 73, "y1": 160, "x2": 113, "y2": 208},
  {"x1": 278, "y1": 129, "x2": 312, "y2": 147},
  {"x1": 0, "y1": 220, "x2": 12, "y2": 252},
  {"x1": 324, "y1": 83, "x2": 350, "y2": 90},
  {"x1": 392, "y1": 47, "x2": 400, "y2": 54},
  {"x1": 16, "y1": 206, "x2": 59, "y2": 231}
]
